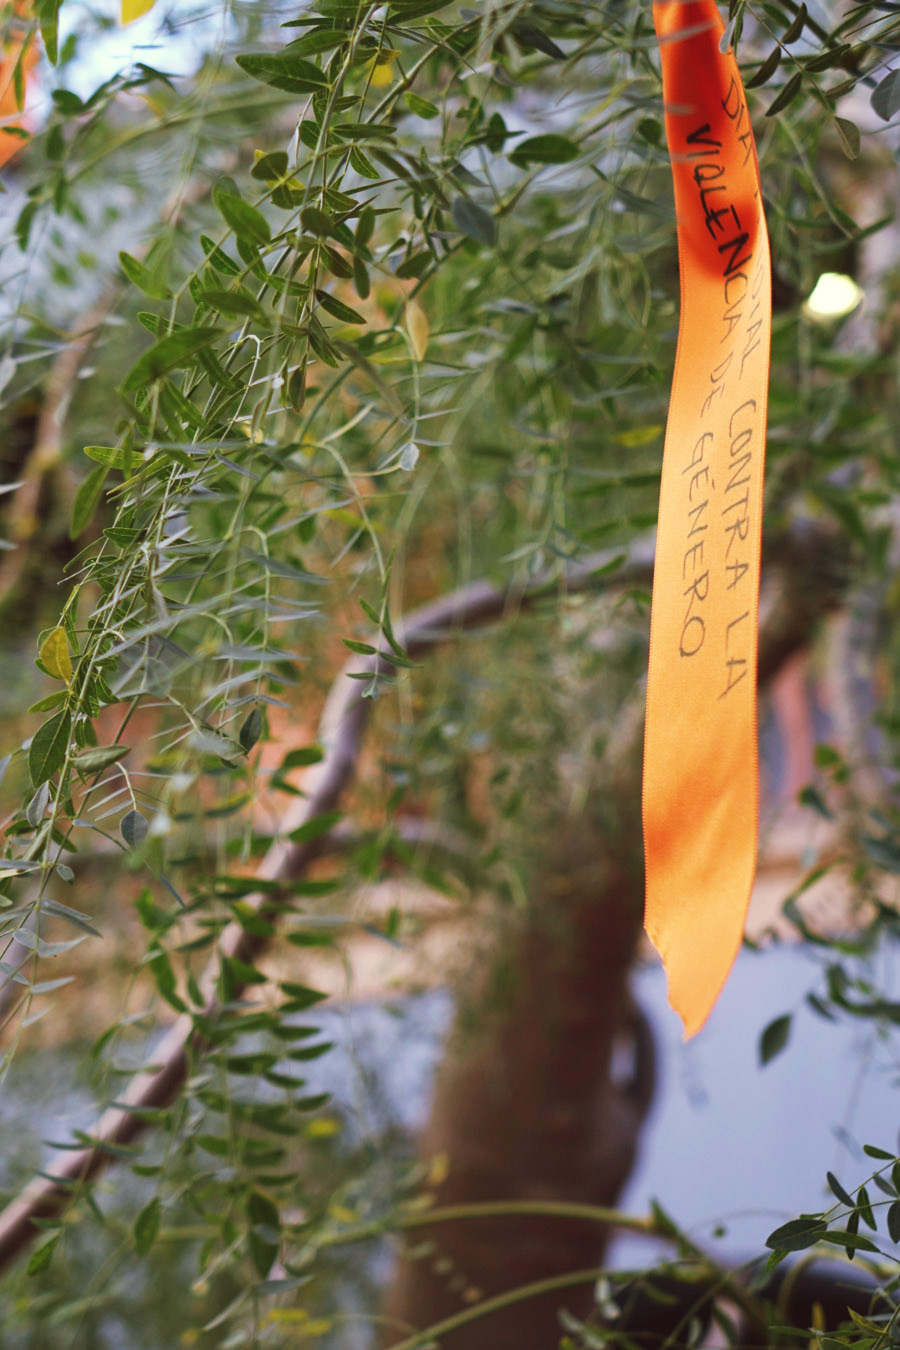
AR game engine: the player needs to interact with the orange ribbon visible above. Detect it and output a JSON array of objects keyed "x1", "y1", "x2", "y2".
[{"x1": 643, "y1": 1, "x2": 772, "y2": 1037}]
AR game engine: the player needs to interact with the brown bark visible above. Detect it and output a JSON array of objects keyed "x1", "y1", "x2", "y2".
[{"x1": 382, "y1": 525, "x2": 850, "y2": 1350}]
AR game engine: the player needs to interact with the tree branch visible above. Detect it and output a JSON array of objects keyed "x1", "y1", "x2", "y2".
[{"x1": 0, "y1": 526, "x2": 846, "y2": 1272}]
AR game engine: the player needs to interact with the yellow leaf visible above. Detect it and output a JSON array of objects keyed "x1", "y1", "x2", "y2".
[
  {"x1": 368, "y1": 51, "x2": 398, "y2": 89},
  {"x1": 40, "y1": 627, "x2": 72, "y2": 683},
  {"x1": 122, "y1": 0, "x2": 155, "y2": 23},
  {"x1": 404, "y1": 299, "x2": 429, "y2": 363}
]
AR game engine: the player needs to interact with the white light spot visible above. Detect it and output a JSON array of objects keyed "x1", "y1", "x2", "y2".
[{"x1": 805, "y1": 272, "x2": 863, "y2": 321}]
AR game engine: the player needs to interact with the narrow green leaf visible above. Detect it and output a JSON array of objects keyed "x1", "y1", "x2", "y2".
[
  {"x1": 744, "y1": 48, "x2": 781, "y2": 90},
  {"x1": 200, "y1": 236, "x2": 241, "y2": 275},
  {"x1": 761, "y1": 1015, "x2": 793, "y2": 1063},
  {"x1": 826, "y1": 1171, "x2": 855, "y2": 1208},
  {"x1": 121, "y1": 327, "x2": 224, "y2": 395},
  {"x1": 239, "y1": 706, "x2": 263, "y2": 753},
  {"x1": 404, "y1": 91, "x2": 439, "y2": 119},
  {"x1": 856, "y1": 1186, "x2": 876, "y2": 1230},
  {"x1": 134, "y1": 1197, "x2": 161, "y2": 1256},
  {"x1": 766, "y1": 72, "x2": 803, "y2": 117},
  {"x1": 509, "y1": 133, "x2": 580, "y2": 167},
  {"x1": 36, "y1": 0, "x2": 61, "y2": 65},
  {"x1": 509, "y1": 20, "x2": 564, "y2": 59},
  {"x1": 804, "y1": 45, "x2": 851, "y2": 74},
  {"x1": 27, "y1": 1235, "x2": 58, "y2": 1275},
  {"x1": 29, "y1": 709, "x2": 71, "y2": 786},
  {"x1": 235, "y1": 52, "x2": 328, "y2": 94},
  {"x1": 26, "y1": 782, "x2": 50, "y2": 829},
  {"x1": 450, "y1": 197, "x2": 496, "y2": 246},
  {"x1": 863, "y1": 1144, "x2": 895, "y2": 1160},
  {"x1": 887, "y1": 1201, "x2": 900, "y2": 1244},
  {"x1": 84, "y1": 445, "x2": 143, "y2": 473},
  {"x1": 70, "y1": 464, "x2": 109, "y2": 538},
  {"x1": 349, "y1": 145, "x2": 379, "y2": 178},
  {"x1": 197, "y1": 287, "x2": 265, "y2": 319},
  {"x1": 315, "y1": 288, "x2": 366, "y2": 325},
  {"x1": 783, "y1": 3, "x2": 807, "y2": 42},
  {"x1": 73, "y1": 744, "x2": 130, "y2": 774},
  {"x1": 42, "y1": 897, "x2": 102, "y2": 936},
  {"x1": 871, "y1": 70, "x2": 900, "y2": 122},
  {"x1": 122, "y1": 809, "x2": 148, "y2": 848},
  {"x1": 821, "y1": 1229, "x2": 879, "y2": 1254},
  {"x1": 766, "y1": 1215, "x2": 827, "y2": 1252},
  {"x1": 213, "y1": 185, "x2": 271, "y2": 246},
  {"x1": 834, "y1": 116, "x2": 860, "y2": 160},
  {"x1": 289, "y1": 811, "x2": 342, "y2": 844},
  {"x1": 118, "y1": 250, "x2": 171, "y2": 299}
]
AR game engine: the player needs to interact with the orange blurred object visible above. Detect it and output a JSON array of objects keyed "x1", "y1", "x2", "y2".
[{"x1": 0, "y1": 2, "x2": 38, "y2": 169}]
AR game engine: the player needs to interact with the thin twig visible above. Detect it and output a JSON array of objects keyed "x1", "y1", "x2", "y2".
[{"x1": 0, "y1": 524, "x2": 848, "y2": 1272}]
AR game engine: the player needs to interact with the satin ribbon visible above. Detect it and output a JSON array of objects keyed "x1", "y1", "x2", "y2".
[{"x1": 643, "y1": 1, "x2": 772, "y2": 1037}]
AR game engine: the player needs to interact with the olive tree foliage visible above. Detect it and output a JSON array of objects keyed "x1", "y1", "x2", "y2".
[{"x1": 0, "y1": 0, "x2": 899, "y2": 1343}]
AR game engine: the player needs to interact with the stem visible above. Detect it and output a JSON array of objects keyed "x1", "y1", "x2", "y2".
[{"x1": 386, "y1": 1266, "x2": 607, "y2": 1349}]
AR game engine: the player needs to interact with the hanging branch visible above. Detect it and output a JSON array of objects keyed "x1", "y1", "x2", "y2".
[{"x1": 0, "y1": 524, "x2": 848, "y2": 1273}]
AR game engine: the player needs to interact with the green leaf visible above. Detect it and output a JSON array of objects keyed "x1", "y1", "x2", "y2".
[
  {"x1": 744, "y1": 48, "x2": 781, "y2": 90},
  {"x1": 834, "y1": 117, "x2": 860, "y2": 161},
  {"x1": 28, "y1": 691, "x2": 67, "y2": 714},
  {"x1": 122, "y1": 809, "x2": 148, "y2": 848},
  {"x1": 27, "y1": 1235, "x2": 58, "y2": 1275},
  {"x1": 820, "y1": 1229, "x2": 879, "y2": 1254},
  {"x1": 235, "y1": 52, "x2": 328, "y2": 94},
  {"x1": 279, "y1": 983, "x2": 327, "y2": 1012},
  {"x1": 42, "y1": 897, "x2": 102, "y2": 936},
  {"x1": 856, "y1": 1186, "x2": 876, "y2": 1230},
  {"x1": 26, "y1": 781, "x2": 50, "y2": 829},
  {"x1": 36, "y1": 0, "x2": 61, "y2": 65},
  {"x1": 73, "y1": 744, "x2": 130, "y2": 774},
  {"x1": 118, "y1": 250, "x2": 171, "y2": 299},
  {"x1": 887, "y1": 1201, "x2": 900, "y2": 1244},
  {"x1": 251, "y1": 150, "x2": 289, "y2": 180},
  {"x1": 765, "y1": 1215, "x2": 827, "y2": 1252},
  {"x1": 509, "y1": 134, "x2": 580, "y2": 167},
  {"x1": 121, "y1": 327, "x2": 224, "y2": 395},
  {"x1": 863, "y1": 1144, "x2": 895, "y2": 1160},
  {"x1": 349, "y1": 145, "x2": 379, "y2": 178},
  {"x1": 134, "y1": 1197, "x2": 161, "y2": 1256},
  {"x1": 239, "y1": 706, "x2": 263, "y2": 753},
  {"x1": 804, "y1": 44, "x2": 851, "y2": 74},
  {"x1": 404, "y1": 91, "x2": 439, "y2": 119},
  {"x1": 40, "y1": 627, "x2": 73, "y2": 683},
  {"x1": 201, "y1": 236, "x2": 241, "y2": 275},
  {"x1": 510, "y1": 19, "x2": 565, "y2": 59},
  {"x1": 300, "y1": 205, "x2": 334, "y2": 236},
  {"x1": 315, "y1": 288, "x2": 366, "y2": 325},
  {"x1": 766, "y1": 72, "x2": 803, "y2": 117},
  {"x1": 871, "y1": 70, "x2": 900, "y2": 122},
  {"x1": 213, "y1": 184, "x2": 271, "y2": 246},
  {"x1": 70, "y1": 464, "x2": 109, "y2": 538},
  {"x1": 197, "y1": 287, "x2": 265, "y2": 319},
  {"x1": 760, "y1": 1013, "x2": 792, "y2": 1065},
  {"x1": 84, "y1": 445, "x2": 143, "y2": 473},
  {"x1": 289, "y1": 811, "x2": 342, "y2": 845},
  {"x1": 826, "y1": 1171, "x2": 855, "y2": 1208},
  {"x1": 29, "y1": 709, "x2": 71, "y2": 786},
  {"x1": 783, "y1": 3, "x2": 807, "y2": 42},
  {"x1": 279, "y1": 747, "x2": 324, "y2": 770},
  {"x1": 450, "y1": 197, "x2": 496, "y2": 246}
]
